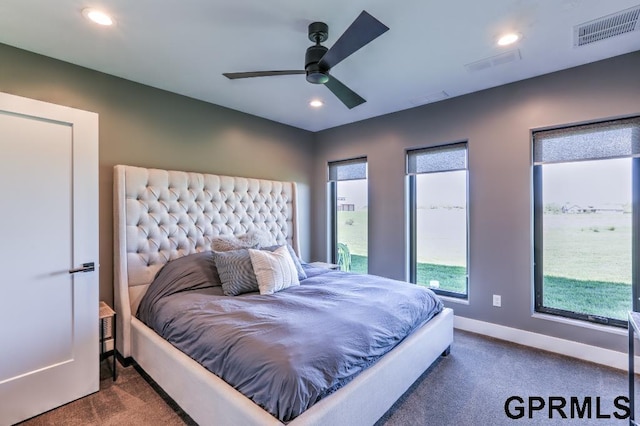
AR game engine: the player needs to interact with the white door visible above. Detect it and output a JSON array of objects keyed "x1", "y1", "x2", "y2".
[{"x1": 0, "y1": 92, "x2": 99, "y2": 425}]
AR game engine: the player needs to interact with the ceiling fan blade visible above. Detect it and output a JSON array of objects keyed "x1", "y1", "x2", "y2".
[
  {"x1": 223, "y1": 70, "x2": 305, "y2": 79},
  {"x1": 319, "y1": 10, "x2": 389, "y2": 70},
  {"x1": 324, "y1": 75, "x2": 365, "y2": 109}
]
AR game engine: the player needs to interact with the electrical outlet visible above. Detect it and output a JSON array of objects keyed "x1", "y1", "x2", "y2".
[{"x1": 493, "y1": 294, "x2": 502, "y2": 307}]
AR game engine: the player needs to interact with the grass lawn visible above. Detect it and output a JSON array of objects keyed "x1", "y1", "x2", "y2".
[
  {"x1": 338, "y1": 209, "x2": 632, "y2": 321},
  {"x1": 543, "y1": 276, "x2": 630, "y2": 321},
  {"x1": 416, "y1": 263, "x2": 467, "y2": 294},
  {"x1": 349, "y1": 257, "x2": 468, "y2": 293},
  {"x1": 337, "y1": 210, "x2": 368, "y2": 255},
  {"x1": 543, "y1": 213, "x2": 631, "y2": 284},
  {"x1": 349, "y1": 256, "x2": 629, "y2": 321}
]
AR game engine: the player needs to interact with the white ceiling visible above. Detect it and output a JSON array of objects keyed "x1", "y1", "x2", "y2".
[{"x1": 1, "y1": 0, "x2": 639, "y2": 132}]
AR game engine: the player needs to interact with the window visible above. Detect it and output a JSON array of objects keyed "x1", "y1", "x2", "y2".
[
  {"x1": 328, "y1": 158, "x2": 368, "y2": 273},
  {"x1": 533, "y1": 117, "x2": 639, "y2": 327},
  {"x1": 407, "y1": 143, "x2": 469, "y2": 298}
]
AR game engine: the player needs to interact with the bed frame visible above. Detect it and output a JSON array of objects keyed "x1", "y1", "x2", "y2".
[{"x1": 113, "y1": 164, "x2": 453, "y2": 425}]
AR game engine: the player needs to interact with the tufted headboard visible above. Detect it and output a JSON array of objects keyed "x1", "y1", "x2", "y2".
[{"x1": 113, "y1": 165, "x2": 299, "y2": 358}]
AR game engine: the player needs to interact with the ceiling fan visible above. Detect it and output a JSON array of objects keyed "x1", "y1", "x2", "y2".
[{"x1": 223, "y1": 11, "x2": 389, "y2": 109}]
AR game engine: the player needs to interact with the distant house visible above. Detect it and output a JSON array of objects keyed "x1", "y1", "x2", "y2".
[
  {"x1": 337, "y1": 196, "x2": 355, "y2": 211},
  {"x1": 562, "y1": 204, "x2": 623, "y2": 214},
  {"x1": 338, "y1": 203, "x2": 355, "y2": 211},
  {"x1": 562, "y1": 204, "x2": 595, "y2": 213}
]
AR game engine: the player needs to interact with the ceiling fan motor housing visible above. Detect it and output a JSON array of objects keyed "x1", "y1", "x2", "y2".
[
  {"x1": 305, "y1": 44, "x2": 329, "y2": 84},
  {"x1": 306, "y1": 21, "x2": 330, "y2": 84}
]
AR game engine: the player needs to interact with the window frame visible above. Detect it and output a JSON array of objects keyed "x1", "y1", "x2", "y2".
[
  {"x1": 532, "y1": 117, "x2": 640, "y2": 328},
  {"x1": 407, "y1": 142, "x2": 469, "y2": 299},
  {"x1": 327, "y1": 157, "x2": 368, "y2": 271}
]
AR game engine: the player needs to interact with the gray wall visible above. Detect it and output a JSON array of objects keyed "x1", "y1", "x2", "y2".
[
  {"x1": 311, "y1": 51, "x2": 640, "y2": 353},
  {"x1": 0, "y1": 43, "x2": 314, "y2": 307},
  {"x1": 3, "y1": 39, "x2": 639, "y2": 354}
]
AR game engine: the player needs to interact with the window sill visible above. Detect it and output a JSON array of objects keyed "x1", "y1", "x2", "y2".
[
  {"x1": 439, "y1": 295, "x2": 469, "y2": 306},
  {"x1": 531, "y1": 312, "x2": 626, "y2": 336}
]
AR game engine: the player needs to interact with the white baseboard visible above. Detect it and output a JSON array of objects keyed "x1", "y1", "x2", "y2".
[{"x1": 454, "y1": 315, "x2": 639, "y2": 372}]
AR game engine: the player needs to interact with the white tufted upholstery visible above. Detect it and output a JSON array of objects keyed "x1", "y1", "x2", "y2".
[
  {"x1": 114, "y1": 165, "x2": 299, "y2": 357},
  {"x1": 112, "y1": 167, "x2": 453, "y2": 426}
]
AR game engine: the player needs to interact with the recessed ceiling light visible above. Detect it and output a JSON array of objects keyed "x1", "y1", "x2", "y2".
[
  {"x1": 309, "y1": 100, "x2": 323, "y2": 108},
  {"x1": 82, "y1": 8, "x2": 114, "y2": 26},
  {"x1": 497, "y1": 33, "x2": 520, "y2": 46}
]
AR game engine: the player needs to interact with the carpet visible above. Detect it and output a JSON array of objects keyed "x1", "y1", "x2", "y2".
[{"x1": 19, "y1": 330, "x2": 634, "y2": 425}]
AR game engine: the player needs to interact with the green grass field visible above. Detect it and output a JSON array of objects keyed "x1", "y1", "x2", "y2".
[
  {"x1": 338, "y1": 209, "x2": 632, "y2": 321},
  {"x1": 543, "y1": 213, "x2": 631, "y2": 284},
  {"x1": 542, "y1": 276, "x2": 630, "y2": 321},
  {"x1": 349, "y1": 256, "x2": 629, "y2": 320},
  {"x1": 415, "y1": 262, "x2": 467, "y2": 294},
  {"x1": 348, "y1": 255, "x2": 467, "y2": 292},
  {"x1": 337, "y1": 210, "x2": 368, "y2": 255},
  {"x1": 542, "y1": 212, "x2": 631, "y2": 321}
]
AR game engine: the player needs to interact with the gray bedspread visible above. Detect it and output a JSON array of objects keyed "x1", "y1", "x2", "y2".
[{"x1": 137, "y1": 256, "x2": 443, "y2": 422}]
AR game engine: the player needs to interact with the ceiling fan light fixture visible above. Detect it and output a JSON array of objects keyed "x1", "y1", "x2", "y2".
[
  {"x1": 497, "y1": 33, "x2": 520, "y2": 46},
  {"x1": 309, "y1": 99, "x2": 324, "y2": 108},
  {"x1": 82, "y1": 8, "x2": 114, "y2": 26},
  {"x1": 306, "y1": 70, "x2": 330, "y2": 85}
]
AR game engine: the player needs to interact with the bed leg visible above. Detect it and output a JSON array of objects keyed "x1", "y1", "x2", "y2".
[{"x1": 441, "y1": 345, "x2": 451, "y2": 357}]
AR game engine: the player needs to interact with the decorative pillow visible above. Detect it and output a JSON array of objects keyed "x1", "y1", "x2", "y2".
[
  {"x1": 249, "y1": 245, "x2": 300, "y2": 295},
  {"x1": 239, "y1": 228, "x2": 277, "y2": 248},
  {"x1": 284, "y1": 245, "x2": 307, "y2": 281},
  {"x1": 263, "y1": 244, "x2": 307, "y2": 281},
  {"x1": 213, "y1": 249, "x2": 259, "y2": 296},
  {"x1": 211, "y1": 235, "x2": 251, "y2": 252},
  {"x1": 211, "y1": 229, "x2": 277, "y2": 252}
]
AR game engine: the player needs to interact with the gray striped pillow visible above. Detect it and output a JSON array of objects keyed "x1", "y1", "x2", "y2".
[{"x1": 213, "y1": 249, "x2": 259, "y2": 296}]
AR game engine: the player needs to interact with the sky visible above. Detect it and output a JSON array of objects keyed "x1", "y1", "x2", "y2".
[
  {"x1": 338, "y1": 158, "x2": 632, "y2": 209},
  {"x1": 542, "y1": 158, "x2": 631, "y2": 206},
  {"x1": 335, "y1": 157, "x2": 632, "y2": 210},
  {"x1": 337, "y1": 170, "x2": 468, "y2": 210},
  {"x1": 337, "y1": 179, "x2": 368, "y2": 209}
]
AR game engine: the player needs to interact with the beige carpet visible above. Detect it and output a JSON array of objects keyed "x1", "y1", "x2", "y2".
[
  {"x1": 18, "y1": 331, "x2": 633, "y2": 425},
  {"x1": 18, "y1": 362, "x2": 195, "y2": 426}
]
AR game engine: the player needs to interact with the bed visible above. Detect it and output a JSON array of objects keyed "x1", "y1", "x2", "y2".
[{"x1": 113, "y1": 164, "x2": 453, "y2": 426}]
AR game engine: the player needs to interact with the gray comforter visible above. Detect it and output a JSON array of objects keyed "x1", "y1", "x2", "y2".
[{"x1": 137, "y1": 253, "x2": 443, "y2": 422}]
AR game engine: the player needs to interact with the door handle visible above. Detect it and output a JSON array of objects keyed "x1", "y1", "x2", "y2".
[{"x1": 69, "y1": 262, "x2": 95, "y2": 274}]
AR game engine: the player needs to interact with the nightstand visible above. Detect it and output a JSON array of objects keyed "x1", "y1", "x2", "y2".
[
  {"x1": 99, "y1": 301, "x2": 117, "y2": 381},
  {"x1": 307, "y1": 261, "x2": 340, "y2": 270}
]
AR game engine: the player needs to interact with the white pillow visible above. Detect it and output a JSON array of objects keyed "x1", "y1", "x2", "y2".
[{"x1": 249, "y1": 245, "x2": 300, "y2": 295}]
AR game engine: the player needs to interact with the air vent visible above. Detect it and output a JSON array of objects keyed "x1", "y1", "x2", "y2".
[
  {"x1": 574, "y1": 5, "x2": 640, "y2": 47},
  {"x1": 410, "y1": 91, "x2": 450, "y2": 106},
  {"x1": 465, "y1": 49, "x2": 521, "y2": 73}
]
